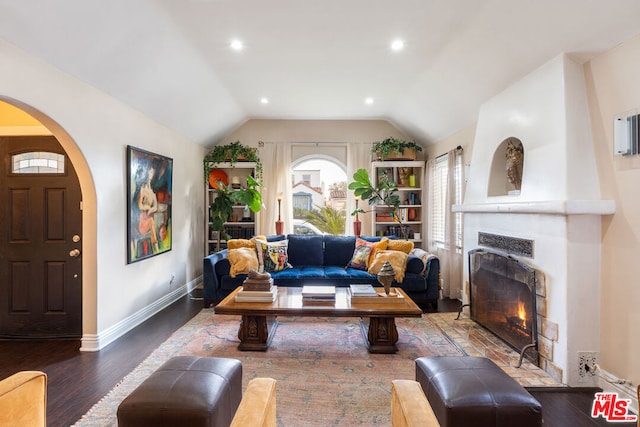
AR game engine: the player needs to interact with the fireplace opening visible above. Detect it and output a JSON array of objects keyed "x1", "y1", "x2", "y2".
[{"x1": 468, "y1": 248, "x2": 538, "y2": 366}]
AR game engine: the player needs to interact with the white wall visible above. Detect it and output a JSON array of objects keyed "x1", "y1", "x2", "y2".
[
  {"x1": 585, "y1": 33, "x2": 640, "y2": 390},
  {"x1": 0, "y1": 40, "x2": 206, "y2": 349}
]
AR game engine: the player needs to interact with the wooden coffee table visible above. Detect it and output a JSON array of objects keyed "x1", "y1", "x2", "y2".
[{"x1": 214, "y1": 286, "x2": 423, "y2": 353}]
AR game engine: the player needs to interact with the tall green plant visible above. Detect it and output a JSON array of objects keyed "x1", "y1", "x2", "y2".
[{"x1": 348, "y1": 168, "x2": 408, "y2": 239}]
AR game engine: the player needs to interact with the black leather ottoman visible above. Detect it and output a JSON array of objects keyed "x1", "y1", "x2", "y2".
[
  {"x1": 416, "y1": 356, "x2": 542, "y2": 427},
  {"x1": 117, "y1": 356, "x2": 242, "y2": 427}
]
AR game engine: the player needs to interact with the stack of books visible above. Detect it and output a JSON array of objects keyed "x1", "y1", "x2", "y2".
[
  {"x1": 235, "y1": 271, "x2": 276, "y2": 302},
  {"x1": 235, "y1": 285, "x2": 277, "y2": 302},
  {"x1": 376, "y1": 212, "x2": 394, "y2": 222},
  {"x1": 349, "y1": 284, "x2": 378, "y2": 297},
  {"x1": 348, "y1": 284, "x2": 404, "y2": 304},
  {"x1": 301, "y1": 285, "x2": 336, "y2": 302}
]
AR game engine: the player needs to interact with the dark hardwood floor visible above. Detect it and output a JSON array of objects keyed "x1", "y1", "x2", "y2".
[
  {"x1": 0, "y1": 295, "x2": 635, "y2": 427},
  {"x1": 0, "y1": 292, "x2": 202, "y2": 427}
]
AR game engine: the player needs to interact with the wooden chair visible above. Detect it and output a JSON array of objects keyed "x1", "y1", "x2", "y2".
[
  {"x1": 391, "y1": 379, "x2": 440, "y2": 427},
  {"x1": 231, "y1": 378, "x2": 277, "y2": 427}
]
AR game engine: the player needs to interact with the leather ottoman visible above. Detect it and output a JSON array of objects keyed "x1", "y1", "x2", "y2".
[
  {"x1": 415, "y1": 356, "x2": 542, "y2": 427},
  {"x1": 117, "y1": 356, "x2": 242, "y2": 427}
]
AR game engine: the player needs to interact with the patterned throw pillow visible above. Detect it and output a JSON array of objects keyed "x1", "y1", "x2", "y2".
[
  {"x1": 346, "y1": 245, "x2": 373, "y2": 270},
  {"x1": 353, "y1": 237, "x2": 389, "y2": 266},
  {"x1": 255, "y1": 239, "x2": 292, "y2": 272}
]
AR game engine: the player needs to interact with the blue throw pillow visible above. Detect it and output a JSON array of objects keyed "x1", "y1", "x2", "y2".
[
  {"x1": 287, "y1": 234, "x2": 324, "y2": 266},
  {"x1": 323, "y1": 235, "x2": 356, "y2": 266}
]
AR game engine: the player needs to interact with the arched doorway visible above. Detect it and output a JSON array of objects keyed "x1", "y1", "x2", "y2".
[{"x1": 0, "y1": 99, "x2": 96, "y2": 339}]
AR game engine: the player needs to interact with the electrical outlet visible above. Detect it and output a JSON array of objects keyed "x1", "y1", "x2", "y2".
[{"x1": 577, "y1": 351, "x2": 599, "y2": 381}]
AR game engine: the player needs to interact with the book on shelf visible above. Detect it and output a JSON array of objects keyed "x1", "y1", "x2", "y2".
[
  {"x1": 301, "y1": 285, "x2": 336, "y2": 300},
  {"x1": 349, "y1": 284, "x2": 377, "y2": 297},
  {"x1": 235, "y1": 286, "x2": 277, "y2": 302}
]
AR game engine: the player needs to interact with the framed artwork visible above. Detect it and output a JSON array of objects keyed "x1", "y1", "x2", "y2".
[{"x1": 126, "y1": 145, "x2": 173, "y2": 263}]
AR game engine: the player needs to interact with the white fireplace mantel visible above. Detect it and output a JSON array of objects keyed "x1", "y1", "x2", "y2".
[{"x1": 453, "y1": 199, "x2": 615, "y2": 216}]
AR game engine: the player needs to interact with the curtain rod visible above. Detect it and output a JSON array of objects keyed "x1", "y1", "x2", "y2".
[{"x1": 436, "y1": 145, "x2": 463, "y2": 159}]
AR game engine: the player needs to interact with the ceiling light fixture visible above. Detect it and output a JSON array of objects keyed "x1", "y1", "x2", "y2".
[
  {"x1": 391, "y1": 39, "x2": 404, "y2": 51},
  {"x1": 365, "y1": 97, "x2": 374, "y2": 105},
  {"x1": 260, "y1": 97, "x2": 269, "y2": 104},
  {"x1": 230, "y1": 39, "x2": 244, "y2": 51}
]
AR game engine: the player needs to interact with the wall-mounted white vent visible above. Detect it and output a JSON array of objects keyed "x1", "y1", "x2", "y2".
[{"x1": 614, "y1": 111, "x2": 639, "y2": 156}]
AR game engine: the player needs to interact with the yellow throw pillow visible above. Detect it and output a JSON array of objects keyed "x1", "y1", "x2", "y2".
[
  {"x1": 368, "y1": 250, "x2": 409, "y2": 283},
  {"x1": 227, "y1": 247, "x2": 259, "y2": 278},
  {"x1": 387, "y1": 239, "x2": 414, "y2": 254},
  {"x1": 228, "y1": 238, "x2": 258, "y2": 250}
]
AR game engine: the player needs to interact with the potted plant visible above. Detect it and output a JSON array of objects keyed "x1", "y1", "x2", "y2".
[
  {"x1": 210, "y1": 175, "x2": 262, "y2": 244},
  {"x1": 372, "y1": 137, "x2": 423, "y2": 161},
  {"x1": 203, "y1": 141, "x2": 263, "y2": 183},
  {"x1": 348, "y1": 168, "x2": 408, "y2": 239}
]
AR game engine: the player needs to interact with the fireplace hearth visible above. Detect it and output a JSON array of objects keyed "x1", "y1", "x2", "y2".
[{"x1": 467, "y1": 248, "x2": 538, "y2": 366}]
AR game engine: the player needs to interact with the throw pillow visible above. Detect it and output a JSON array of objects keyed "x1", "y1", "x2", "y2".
[
  {"x1": 354, "y1": 237, "x2": 389, "y2": 266},
  {"x1": 346, "y1": 245, "x2": 373, "y2": 270},
  {"x1": 411, "y1": 248, "x2": 436, "y2": 275},
  {"x1": 227, "y1": 235, "x2": 266, "y2": 250},
  {"x1": 255, "y1": 239, "x2": 292, "y2": 272},
  {"x1": 368, "y1": 249, "x2": 409, "y2": 283},
  {"x1": 387, "y1": 239, "x2": 414, "y2": 254},
  {"x1": 227, "y1": 247, "x2": 259, "y2": 278}
]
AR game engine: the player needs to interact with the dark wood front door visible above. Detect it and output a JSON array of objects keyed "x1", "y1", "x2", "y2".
[{"x1": 0, "y1": 136, "x2": 82, "y2": 337}]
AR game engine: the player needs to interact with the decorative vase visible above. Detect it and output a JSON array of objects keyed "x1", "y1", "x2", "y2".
[
  {"x1": 353, "y1": 219, "x2": 362, "y2": 236},
  {"x1": 377, "y1": 261, "x2": 395, "y2": 296}
]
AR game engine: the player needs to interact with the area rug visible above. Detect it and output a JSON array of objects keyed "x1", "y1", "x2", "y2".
[{"x1": 74, "y1": 310, "x2": 464, "y2": 426}]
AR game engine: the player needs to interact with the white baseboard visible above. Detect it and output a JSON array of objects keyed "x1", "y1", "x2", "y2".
[
  {"x1": 79, "y1": 276, "x2": 201, "y2": 352},
  {"x1": 597, "y1": 367, "x2": 638, "y2": 415}
]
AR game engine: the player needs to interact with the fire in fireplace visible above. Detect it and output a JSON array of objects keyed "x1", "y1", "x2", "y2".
[{"x1": 468, "y1": 248, "x2": 538, "y2": 366}]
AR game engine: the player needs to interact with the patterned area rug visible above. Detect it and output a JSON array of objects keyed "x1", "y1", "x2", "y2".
[
  {"x1": 74, "y1": 311, "x2": 461, "y2": 426},
  {"x1": 74, "y1": 311, "x2": 557, "y2": 426}
]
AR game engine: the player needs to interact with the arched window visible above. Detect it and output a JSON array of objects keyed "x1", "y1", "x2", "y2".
[{"x1": 291, "y1": 158, "x2": 347, "y2": 235}]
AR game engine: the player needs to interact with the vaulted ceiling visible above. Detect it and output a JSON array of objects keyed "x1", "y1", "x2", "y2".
[{"x1": 1, "y1": 0, "x2": 639, "y2": 147}]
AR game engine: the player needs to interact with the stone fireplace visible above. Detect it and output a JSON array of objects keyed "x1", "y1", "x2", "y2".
[{"x1": 454, "y1": 54, "x2": 615, "y2": 386}]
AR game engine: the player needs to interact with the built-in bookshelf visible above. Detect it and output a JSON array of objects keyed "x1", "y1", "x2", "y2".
[
  {"x1": 205, "y1": 162, "x2": 260, "y2": 255},
  {"x1": 370, "y1": 160, "x2": 425, "y2": 248}
]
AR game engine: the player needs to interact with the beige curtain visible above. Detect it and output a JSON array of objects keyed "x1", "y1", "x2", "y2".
[
  {"x1": 427, "y1": 148, "x2": 464, "y2": 299},
  {"x1": 346, "y1": 142, "x2": 373, "y2": 235},
  {"x1": 259, "y1": 142, "x2": 293, "y2": 235}
]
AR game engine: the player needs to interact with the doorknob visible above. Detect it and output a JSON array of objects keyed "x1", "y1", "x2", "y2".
[{"x1": 69, "y1": 249, "x2": 81, "y2": 257}]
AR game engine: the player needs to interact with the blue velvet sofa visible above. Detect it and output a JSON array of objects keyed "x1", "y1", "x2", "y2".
[{"x1": 202, "y1": 234, "x2": 440, "y2": 310}]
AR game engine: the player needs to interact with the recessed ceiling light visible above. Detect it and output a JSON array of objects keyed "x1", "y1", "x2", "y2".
[
  {"x1": 230, "y1": 39, "x2": 244, "y2": 51},
  {"x1": 260, "y1": 97, "x2": 269, "y2": 104},
  {"x1": 365, "y1": 97, "x2": 374, "y2": 105},
  {"x1": 391, "y1": 39, "x2": 404, "y2": 51}
]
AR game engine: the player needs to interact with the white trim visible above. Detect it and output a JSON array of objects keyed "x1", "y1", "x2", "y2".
[
  {"x1": 79, "y1": 276, "x2": 201, "y2": 352},
  {"x1": 453, "y1": 200, "x2": 616, "y2": 215}
]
